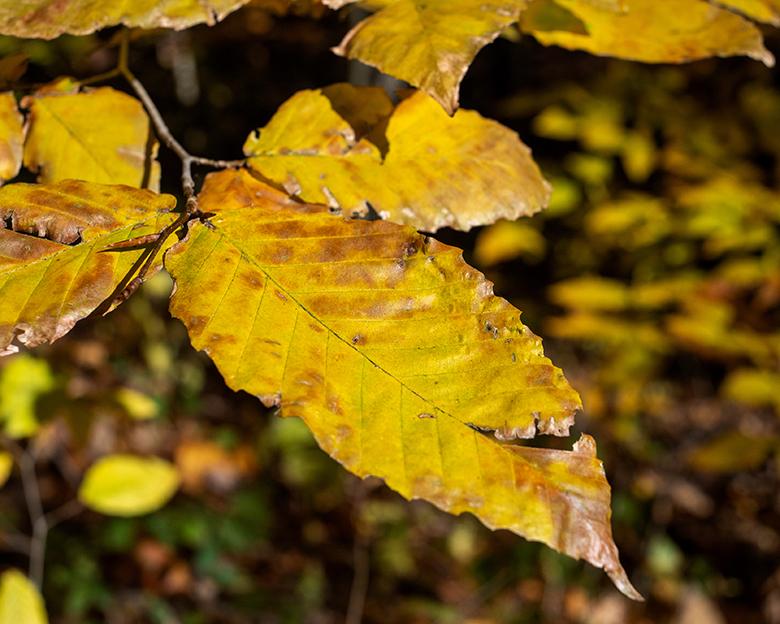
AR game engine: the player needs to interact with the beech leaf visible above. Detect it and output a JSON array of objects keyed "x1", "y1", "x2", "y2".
[
  {"x1": 0, "y1": 0, "x2": 250, "y2": 39},
  {"x1": 165, "y1": 169, "x2": 640, "y2": 599},
  {"x1": 23, "y1": 84, "x2": 160, "y2": 190},
  {"x1": 0, "y1": 570, "x2": 47, "y2": 624},
  {"x1": 532, "y1": 0, "x2": 775, "y2": 66},
  {"x1": 715, "y1": 0, "x2": 780, "y2": 24},
  {"x1": 329, "y1": 0, "x2": 527, "y2": 114},
  {"x1": 0, "y1": 180, "x2": 176, "y2": 356},
  {"x1": 0, "y1": 92, "x2": 23, "y2": 184},
  {"x1": 79, "y1": 454, "x2": 180, "y2": 516},
  {"x1": 245, "y1": 85, "x2": 550, "y2": 232}
]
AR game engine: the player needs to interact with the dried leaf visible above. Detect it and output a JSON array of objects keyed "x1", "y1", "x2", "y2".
[
  {"x1": 532, "y1": 0, "x2": 774, "y2": 66},
  {"x1": 0, "y1": 0, "x2": 250, "y2": 39},
  {"x1": 245, "y1": 85, "x2": 549, "y2": 232},
  {"x1": 165, "y1": 169, "x2": 640, "y2": 599},
  {"x1": 0, "y1": 180, "x2": 176, "y2": 356},
  {"x1": 0, "y1": 570, "x2": 47, "y2": 624},
  {"x1": 79, "y1": 454, "x2": 180, "y2": 516},
  {"x1": 0, "y1": 92, "x2": 23, "y2": 184},
  {"x1": 23, "y1": 85, "x2": 160, "y2": 189},
  {"x1": 330, "y1": 0, "x2": 526, "y2": 113}
]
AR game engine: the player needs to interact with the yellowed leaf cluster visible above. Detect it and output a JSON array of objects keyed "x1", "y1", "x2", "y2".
[{"x1": 245, "y1": 84, "x2": 549, "y2": 232}]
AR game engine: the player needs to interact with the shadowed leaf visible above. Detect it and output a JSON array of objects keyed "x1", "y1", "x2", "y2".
[
  {"x1": 0, "y1": 0, "x2": 250, "y2": 39},
  {"x1": 532, "y1": 0, "x2": 774, "y2": 66},
  {"x1": 165, "y1": 169, "x2": 640, "y2": 599},
  {"x1": 0, "y1": 180, "x2": 176, "y2": 356},
  {"x1": 245, "y1": 85, "x2": 549, "y2": 232},
  {"x1": 0, "y1": 92, "x2": 23, "y2": 184},
  {"x1": 23, "y1": 84, "x2": 160, "y2": 190}
]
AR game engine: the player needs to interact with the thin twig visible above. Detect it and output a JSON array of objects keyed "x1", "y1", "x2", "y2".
[
  {"x1": 346, "y1": 481, "x2": 371, "y2": 624},
  {"x1": 108, "y1": 30, "x2": 246, "y2": 304}
]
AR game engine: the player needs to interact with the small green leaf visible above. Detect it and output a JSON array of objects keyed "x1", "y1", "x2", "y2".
[
  {"x1": 0, "y1": 354, "x2": 53, "y2": 438},
  {"x1": 79, "y1": 454, "x2": 180, "y2": 517},
  {"x1": 0, "y1": 569, "x2": 48, "y2": 624}
]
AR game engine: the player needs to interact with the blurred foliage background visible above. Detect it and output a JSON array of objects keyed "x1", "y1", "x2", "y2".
[{"x1": 1, "y1": 4, "x2": 779, "y2": 623}]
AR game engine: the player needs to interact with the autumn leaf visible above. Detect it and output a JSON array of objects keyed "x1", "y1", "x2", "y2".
[
  {"x1": 0, "y1": 180, "x2": 176, "y2": 356},
  {"x1": 0, "y1": 92, "x2": 23, "y2": 184},
  {"x1": 0, "y1": 0, "x2": 250, "y2": 39},
  {"x1": 328, "y1": 0, "x2": 526, "y2": 113},
  {"x1": 0, "y1": 570, "x2": 48, "y2": 624},
  {"x1": 0, "y1": 354, "x2": 53, "y2": 438},
  {"x1": 79, "y1": 454, "x2": 180, "y2": 516},
  {"x1": 23, "y1": 84, "x2": 160, "y2": 190},
  {"x1": 245, "y1": 85, "x2": 550, "y2": 232},
  {"x1": 520, "y1": 0, "x2": 587, "y2": 34},
  {"x1": 164, "y1": 169, "x2": 641, "y2": 599},
  {"x1": 716, "y1": 0, "x2": 780, "y2": 24},
  {"x1": 531, "y1": 0, "x2": 775, "y2": 66}
]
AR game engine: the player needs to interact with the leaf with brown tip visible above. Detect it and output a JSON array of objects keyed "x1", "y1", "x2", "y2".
[
  {"x1": 164, "y1": 169, "x2": 640, "y2": 598},
  {"x1": 245, "y1": 85, "x2": 550, "y2": 232},
  {"x1": 330, "y1": 0, "x2": 526, "y2": 114},
  {"x1": 0, "y1": 180, "x2": 176, "y2": 356}
]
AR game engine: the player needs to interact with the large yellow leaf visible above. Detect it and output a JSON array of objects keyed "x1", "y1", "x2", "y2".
[
  {"x1": 245, "y1": 85, "x2": 549, "y2": 232},
  {"x1": 0, "y1": 92, "x2": 23, "y2": 184},
  {"x1": 329, "y1": 0, "x2": 527, "y2": 113},
  {"x1": 0, "y1": 0, "x2": 249, "y2": 39},
  {"x1": 0, "y1": 570, "x2": 47, "y2": 624},
  {"x1": 23, "y1": 85, "x2": 160, "y2": 189},
  {"x1": 716, "y1": 0, "x2": 780, "y2": 24},
  {"x1": 165, "y1": 169, "x2": 640, "y2": 599},
  {"x1": 532, "y1": 0, "x2": 774, "y2": 66},
  {"x1": 78, "y1": 454, "x2": 180, "y2": 516},
  {"x1": 0, "y1": 180, "x2": 176, "y2": 356}
]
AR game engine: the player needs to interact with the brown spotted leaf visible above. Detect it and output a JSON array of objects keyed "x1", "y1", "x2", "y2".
[
  {"x1": 0, "y1": 0, "x2": 250, "y2": 39},
  {"x1": 165, "y1": 169, "x2": 640, "y2": 599},
  {"x1": 245, "y1": 85, "x2": 550, "y2": 232},
  {"x1": 0, "y1": 180, "x2": 176, "y2": 356},
  {"x1": 23, "y1": 84, "x2": 160, "y2": 190}
]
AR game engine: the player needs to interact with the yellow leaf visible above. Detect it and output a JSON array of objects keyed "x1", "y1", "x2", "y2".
[
  {"x1": 330, "y1": 1, "x2": 525, "y2": 113},
  {"x1": 473, "y1": 220, "x2": 547, "y2": 266},
  {"x1": 0, "y1": 570, "x2": 48, "y2": 624},
  {"x1": 521, "y1": 0, "x2": 588, "y2": 34},
  {"x1": 716, "y1": 0, "x2": 780, "y2": 24},
  {"x1": 0, "y1": 92, "x2": 23, "y2": 184},
  {"x1": 165, "y1": 169, "x2": 640, "y2": 599},
  {"x1": 0, "y1": 0, "x2": 249, "y2": 39},
  {"x1": 549, "y1": 276, "x2": 629, "y2": 311},
  {"x1": 0, "y1": 452, "x2": 12, "y2": 487},
  {"x1": 245, "y1": 86, "x2": 550, "y2": 232},
  {"x1": 687, "y1": 431, "x2": 777, "y2": 473},
  {"x1": 116, "y1": 387, "x2": 159, "y2": 421},
  {"x1": 722, "y1": 368, "x2": 780, "y2": 411},
  {"x1": 79, "y1": 454, "x2": 180, "y2": 516},
  {"x1": 23, "y1": 85, "x2": 160, "y2": 189},
  {"x1": 0, "y1": 354, "x2": 53, "y2": 438},
  {"x1": 0, "y1": 180, "x2": 177, "y2": 356},
  {"x1": 532, "y1": 0, "x2": 774, "y2": 66}
]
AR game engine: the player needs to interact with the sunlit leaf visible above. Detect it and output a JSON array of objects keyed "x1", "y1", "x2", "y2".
[
  {"x1": 23, "y1": 85, "x2": 160, "y2": 189},
  {"x1": 549, "y1": 276, "x2": 630, "y2": 311},
  {"x1": 165, "y1": 169, "x2": 641, "y2": 599},
  {"x1": 473, "y1": 220, "x2": 547, "y2": 266},
  {"x1": 0, "y1": 354, "x2": 53, "y2": 438},
  {"x1": 722, "y1": 368, "x2": 780, "y2": 412},
  {"x1": 0, "y1": 569, "x2": 47, "y2": 624},
  {"x1": 328, "y1": 0, "x2": 525, "y2": 113},
  {"x1": 79, "y1": 454, "x2": 180, "y2": 516},
  {"x1": 0, "y1": 0, "x2": 250, "y2": 39},
  {"x1": 687, "y1": 431, "x2": 777, "y2": 473},
  {"x1": 532, "y1": 0, "x2": 774, "y2": 66},
  {"x1": 716, "y1": 0, "x2": 780, "y2": 24},
  {"x1": 245, "y1": 85, "x2": 549, "y2": 232},
  {"x1": 0, "y1": 180, "x2": 176, "y2": 356},
  {"x1": 0, "y1": 92, "x2": 23, "y2": 184}
]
